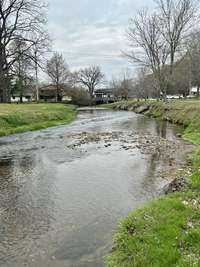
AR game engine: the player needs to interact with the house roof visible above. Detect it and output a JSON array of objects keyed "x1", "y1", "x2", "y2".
[
  {"x1": 40, "y1": 85, "x2": 58, "y2": 91},
  {"x1": 12, "y1": 93, "x2": 33, "y2": 97},
  {"x1": 94, "y1": 88, "x2": 114, "y2": 94},
  {"x1": 39, "y1": 84, "x2": 71, "y2": 96},
  {"x1": 40, "y1": 84, "x2": 71, "y2": 90}
]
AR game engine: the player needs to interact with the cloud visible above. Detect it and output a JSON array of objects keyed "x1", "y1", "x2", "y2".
[{"x1": 47, "y1": 0, "x2": 154, "y2": 79}]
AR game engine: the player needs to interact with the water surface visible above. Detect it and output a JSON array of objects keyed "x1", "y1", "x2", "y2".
[{"x1": 0, "y1": 109, "x2": 190, "y2": 267}]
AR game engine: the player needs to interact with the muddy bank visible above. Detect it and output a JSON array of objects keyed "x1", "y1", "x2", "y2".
[{"x1": 109, "y1": 102, "x2": 167, "y2": 117}]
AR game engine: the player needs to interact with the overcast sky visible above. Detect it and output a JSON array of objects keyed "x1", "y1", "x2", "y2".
[{"x1": 47, "y1": 0, "x2": 154, "y2": 80}]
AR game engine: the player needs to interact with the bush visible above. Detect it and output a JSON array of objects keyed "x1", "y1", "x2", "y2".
[{"x1": 70, "y1": 89, "x2": 95, "y2": 106}]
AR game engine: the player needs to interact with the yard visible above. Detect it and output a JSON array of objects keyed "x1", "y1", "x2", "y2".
[{"x1": 0, "y1": 103, "x2": 77, "y2": 136}]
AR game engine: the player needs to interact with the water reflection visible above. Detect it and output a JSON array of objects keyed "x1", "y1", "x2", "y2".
[
  {"x1": 54, "y1": 216, "x2": 113, "y2": 261},
  {"x1": 0, "y1": 157, "x2": 13, "y2": 181},
  {"x1": 0, "y1": 154, "x2": 55, "y2": 266}
]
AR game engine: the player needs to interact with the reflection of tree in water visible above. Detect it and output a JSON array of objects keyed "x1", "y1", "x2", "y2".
[
  {"x1": 0, "y1": 153, "x2": 54, "y2": 263},
  {"x1": 18, "y1": 155, "x2": 37, "y2": 170},
  {"x1": 0, "y1": 157, "x2": 14, "y2": 181},
  {"x1": 155, "y1": 120, "x2": 183, "y2": 139},
  {"x1": 155, "y1": 120, "x2": 167, "y2": 138},
  {"x1": 122, "y1": 115, "x2": 157, "y2": 134},
  {"x1": 140, "y1": 150, "x2": 162, "y2": 194},
  {"x1": 54, "y1": 215, "x2": 113, "y2": 265}
]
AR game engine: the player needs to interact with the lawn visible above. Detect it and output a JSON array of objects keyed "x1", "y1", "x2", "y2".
[{"x1": 0, "y1": 103, "x2": 77, "y2": 136}]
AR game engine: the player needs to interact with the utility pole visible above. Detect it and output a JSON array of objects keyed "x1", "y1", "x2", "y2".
[{"x1": 34, "y1": 47, "x2": 39, "y2": 102}]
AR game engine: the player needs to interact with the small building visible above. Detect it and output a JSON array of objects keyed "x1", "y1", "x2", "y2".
[
  {"x1": 39, "y1": 85, "x2": 59, "y2": 102},
  {"x1": 94, "y1": 88, "x2": 116, "y2": 104},
  {"x1": 10, "y1": 84, "x2": 35, "y2": 103},
  {"x1": 189, "y1": 87, "x2": 199, "y2": 97},
  {"x1": 166, "y1": 95, "x2": 183, "y2": 100},
  {"x1": 11, "y1": 93, "x2": 33, "y2": 103},
  {"x1": 39, "y1": 85, "x2": 72, "y2": 102}
]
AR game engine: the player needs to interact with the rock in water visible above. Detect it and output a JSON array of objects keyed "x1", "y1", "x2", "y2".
[{"x1": 135, "y1": 105, "x2": 149, "y2": 114}]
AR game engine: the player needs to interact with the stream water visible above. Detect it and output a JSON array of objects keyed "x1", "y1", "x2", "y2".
[{"x1": 0, "y1": 108, "x2": 192, "y2": 267}]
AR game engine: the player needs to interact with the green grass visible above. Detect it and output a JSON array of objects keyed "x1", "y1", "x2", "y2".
[
  {"x1": 107, "y1": 192, "x2": 200, "y2": 267},
  {"x1": 0, "y1": 103, "x2": 77, "y2": 136},
  {"x1": 106, "y1": 100, "x2": 200, "y2": 267}
]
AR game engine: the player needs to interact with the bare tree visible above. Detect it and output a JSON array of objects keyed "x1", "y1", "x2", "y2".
[
  {"x1": 46, "y1": 52, "x2": 69, "y2": 102},
  {"x1": 110, "y1": 76, "x2": 132, "y2": 100},
  {"x1": 126, "y1": 10, "x2": 170, "y2": 99},
  {"x1": 135, "y1": 68, "x2": 150, "y2": 99},
  {"x1": 187, "y1": 31, "x2": 200, "y2": 96},
  {"x1": 11, "y1": 39, "x2": 33, "y2": 102},
  {"x1": 156, "y1": 0, "x2": 197, "y2": 74},
  {"x1": 172, "y1": 58, "x2": 191, "y2": 97},
  {"x1": 119, "y1": 74, "x2": 133, "y2": 100},
  {"x1": 75, "y1": 66, "x2": 104, "y2": 99},
  {"x1": 125, "y1": 0, "x2": 198, "y2": 99},
  {"x1": 31, "y1": 33, "x2": 51, "y2": 102},
  {"x1": 11, "y1": 33, "x2": 50, "y2": 102},
  {"x1": 0, "y1": 0, "x2": 47, "y2": 103},
  {"x1": 110, "y1": 78, "x2": 121, "y2": 100}
]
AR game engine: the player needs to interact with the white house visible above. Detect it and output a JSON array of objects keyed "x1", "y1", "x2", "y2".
[
  {"x1": 11, "y1": 95, "x2": 33, "y2": 103},
  {"x1": 189, "y1": 87, "x2": 199, "y2": 97}
]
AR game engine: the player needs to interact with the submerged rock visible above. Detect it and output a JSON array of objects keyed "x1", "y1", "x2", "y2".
[
  {"x1": 163, "y1": 177, "x2": 187, "y2": 194},
  {"x1": 105, "y1": 144, "x2": 111, "y2": 148},
  {"x1": 176, "y1": 133, "x2": 182, "y2": 138}
]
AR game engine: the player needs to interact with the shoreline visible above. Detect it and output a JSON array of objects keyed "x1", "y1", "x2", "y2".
[
  {"x1": 105, "y1": 100, "x2": 200, "y2": 267},
  {"x1": 104, "y1": 100, "x2": 200, "y2": 144}
]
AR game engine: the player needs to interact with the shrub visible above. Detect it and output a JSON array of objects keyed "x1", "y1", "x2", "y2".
[{"x1": 70, "y1": 88, "x2": 95, "y2": 106}]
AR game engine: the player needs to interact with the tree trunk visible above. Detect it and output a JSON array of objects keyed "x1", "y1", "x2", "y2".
[
  {"x1": 0, "y1": 49, "x2": 10, "y2": 103},
  {"x1": 162, "y1": 89, "x2": 167, "y2": 101},
  {"x1": 56, "y1": 83, "x2": 59, "y2": 102},
  {"x1": 170, "y1": 56, "x2": 174, "y2": 75},
  {"x1": 197, "y1": 85, "x2": 200, "y2": 98},
  {"x1": 89, "y1": 87, "x2": 94, "y2": 100},
  {"x1": 1, "y1": 77, "x2": 11, "y2": 103},
  {"x1": 20, "y1": 94, "x2": 23, "y2": 103},
  {"x1": 35, "y1": 53, "x2": 39, "y2": 103}
]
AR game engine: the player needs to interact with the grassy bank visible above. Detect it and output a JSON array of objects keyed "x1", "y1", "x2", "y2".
[
  {"x1": 106, "y1": 100, "x2": 200, "y2": 267},
  {"x1": 0, "y1": 103, "x2": 77, "y2": 136},
  {"x1": 106, "y1": 100, "x2": 200, "y2": 145}
]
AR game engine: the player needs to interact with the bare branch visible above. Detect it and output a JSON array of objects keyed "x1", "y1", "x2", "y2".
[
  {"x1": 0, "y1": 0, "x2": 49, "y2": 102},
  {"x1": 126, "y1": 9, "x2": 170, "y2": 98},
  {"x1": 46, "y1": 52, "x2": 69, "y2": 102},
  {"x1": 75, "y1": 66, "x2": 104, "y2": 99}
]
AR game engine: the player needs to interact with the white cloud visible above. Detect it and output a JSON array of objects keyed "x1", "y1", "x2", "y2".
[{"x1": 47, "y1": 0, "x2": 154, "y2": 78}]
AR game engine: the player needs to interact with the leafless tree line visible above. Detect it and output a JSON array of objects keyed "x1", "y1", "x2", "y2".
[
  {"x1": 2, "y1": 0, "x2": 198, "y2": 104},
  {"x1": 126, "y1": 0, "x2": 199, "y2": 99},
  {"x1": 0, "y1": 0, "x2": 104, "y2": 103},
  {"x1": 45, "y1": 52, "x2": 104, "y2": 102},
  {"x1": 0, "y1": 0, "x2": 51, "y2": 103}
]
